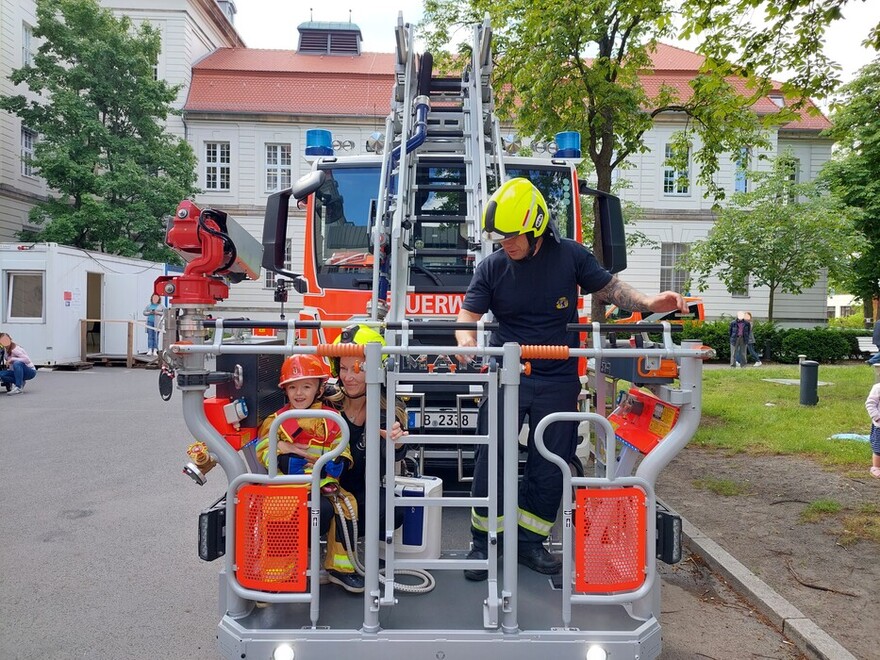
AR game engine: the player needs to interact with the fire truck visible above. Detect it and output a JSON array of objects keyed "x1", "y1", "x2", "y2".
[{"x1": 155, "y1": 14, "x2": 712, "y2": 660}]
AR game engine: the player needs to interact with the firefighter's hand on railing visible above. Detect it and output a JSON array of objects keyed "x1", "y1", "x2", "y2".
[{"x1": 454, "y1": 333, "x2": 477, "y2": 366}]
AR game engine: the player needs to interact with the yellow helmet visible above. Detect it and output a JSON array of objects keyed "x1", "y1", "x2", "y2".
[
  {"x1": 329, "y1": 324, "x2": 386, "y2": 377},
  {"x1": 482, "y1": 178, "x2": 549, "y2": 243}
]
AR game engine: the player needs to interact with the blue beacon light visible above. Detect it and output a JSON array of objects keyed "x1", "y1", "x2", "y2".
[
  {"x1": 305, "y1": 129, "x2": 334, "y2": 156},
  {"x1": 554, "y1": 131, "x2": 581, "y2": 158}
]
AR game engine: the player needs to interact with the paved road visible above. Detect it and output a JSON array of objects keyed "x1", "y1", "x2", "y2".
[{"x1": 0, "y1": 368, "x2": 799, "y2": 659}]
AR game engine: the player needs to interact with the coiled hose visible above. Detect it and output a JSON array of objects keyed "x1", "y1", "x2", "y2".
[{"x1": 330, "y1": 492, "x2": 436, "y2": 594}]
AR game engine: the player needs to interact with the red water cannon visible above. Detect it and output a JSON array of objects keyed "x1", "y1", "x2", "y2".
[{"x1": 154, "y1": 200, "x2": 263, "y2": 306}]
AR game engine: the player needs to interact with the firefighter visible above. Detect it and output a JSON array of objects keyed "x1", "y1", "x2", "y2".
[
  {"x1": 255, "y1": 354, "x2": 364, "y2": 593},
  {"x1": 455, "y1": 178, "x2": 687, "y2": 580}
]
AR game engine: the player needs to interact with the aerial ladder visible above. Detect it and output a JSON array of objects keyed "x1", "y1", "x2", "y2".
[
  {"x1": 152, "y1": 12, "x2": 714, "y2": 660},
  {"x1": 372, "y1": 14, "x2": 502, "y2": 323}
]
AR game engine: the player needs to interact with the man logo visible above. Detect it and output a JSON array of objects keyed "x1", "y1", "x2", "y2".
[{"x1": 555, "y1": 296, "x2": 569, "y2": 309}]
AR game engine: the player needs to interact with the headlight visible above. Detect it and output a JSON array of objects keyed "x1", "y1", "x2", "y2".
[
  {"x1": 273, "y1": 643, "x2": 295, "y2": 660},
  {"x1": 586, "y1": 645, "x2": 607, "y2": 660}
]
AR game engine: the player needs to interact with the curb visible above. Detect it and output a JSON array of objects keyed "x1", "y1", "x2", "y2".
[{"x1": 680, "y1": 516, "x2": 857, "y2": 660}]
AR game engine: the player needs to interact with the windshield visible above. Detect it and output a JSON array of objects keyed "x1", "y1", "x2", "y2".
[{"x1": 312, "y1": 162, "x2": 577, "y2": 291}]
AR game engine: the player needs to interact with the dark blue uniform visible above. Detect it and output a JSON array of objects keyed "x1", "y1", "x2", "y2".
[{"x1": 463, "y1": 237, "x2": 612, "y2": 549}]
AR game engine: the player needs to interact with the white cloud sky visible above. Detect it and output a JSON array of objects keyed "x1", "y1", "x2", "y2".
[{"x1": 233, "y1": 0, "x2": 878, "y2": 83}]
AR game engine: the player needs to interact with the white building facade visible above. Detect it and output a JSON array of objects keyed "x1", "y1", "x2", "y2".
[{"x1": 1, "y1": 2, "x2": 835, "y2": 326}]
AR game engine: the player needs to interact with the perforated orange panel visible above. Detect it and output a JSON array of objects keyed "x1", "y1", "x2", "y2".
[
  {"x1": 574, "y1": 487, "x2": 647, "y2": 593},
  {"x1": 234, "y1": 484, "x2": 309, "y2": 592}
]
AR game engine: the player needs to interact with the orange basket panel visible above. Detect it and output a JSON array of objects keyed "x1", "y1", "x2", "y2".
[
  {"x1": 234, "y1": 484, "x2": 309, "y2": 593},
  {"x1": 574, "y1": 487, "x2": 647, "y2": 593}
]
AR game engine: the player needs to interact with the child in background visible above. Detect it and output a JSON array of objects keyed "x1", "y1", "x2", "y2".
[
  {"x1": 863, "y1": 382, "x2": 880, "y2": 478},
  {"x1": 254, "y1": 353, "x2": 363, "y2": 592}
]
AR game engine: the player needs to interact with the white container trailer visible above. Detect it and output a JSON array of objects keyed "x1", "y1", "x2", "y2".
[{"x1": 0, "y1": 242, "x2": 168, "y2": 366}]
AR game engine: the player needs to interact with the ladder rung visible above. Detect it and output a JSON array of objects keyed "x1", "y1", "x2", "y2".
[
  {"x1": 414, "y1": 184, "x2": 469, "y2": 193},
  {"x1": 427, "y1": 77, "x2": 463, "y2": 93},
  {"x1": 413, "y1": 215, "x2": 468, "y2": 223},
  {"x1": 414, "y1": 248, "x2": 472, "y2": 257},
  {"x1": 424, "y1": 130, "x2": 465, "y2": 138}
]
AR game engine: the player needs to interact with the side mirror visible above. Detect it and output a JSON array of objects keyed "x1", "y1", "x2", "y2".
[
  {"x1": 291, "y1": 170, "x2": 326, "y2": 202},
  {"x1": 262, "y1": 171, "x2": 327, "y2": 292},
  {"x1": 579, "y1": 180, "x2": 627, "y2": 274}
]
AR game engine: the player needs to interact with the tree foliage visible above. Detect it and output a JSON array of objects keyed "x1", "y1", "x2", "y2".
[
  {"x1": 821, "y1": 58, "x2": 880, "y2": 316},
  {"x1": 420, "y1": 0, "x2": 820, "y2": 320},
  {"x1": 682, "y1": 0, "x2": 880, "y2": 105},
  {"x1": 679, "y1": 152, "x2": 862, "y2": 321},
  {"x1": 0, "y1": 0, "x2": 197, "y2": 261},
  {"x1": 422, "y1": 0, "x2": 774, "y2": 200}
]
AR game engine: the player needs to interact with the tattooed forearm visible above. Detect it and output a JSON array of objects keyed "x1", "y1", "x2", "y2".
[{"x1": 595, "y1": 277, "x2": 650, "y2": 311}]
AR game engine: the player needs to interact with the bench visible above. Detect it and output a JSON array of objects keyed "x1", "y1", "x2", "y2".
[{"x1": 857, "y1": 336, "x2": 878, "y2": 355}]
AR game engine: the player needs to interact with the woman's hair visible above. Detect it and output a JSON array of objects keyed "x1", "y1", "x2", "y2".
[
  {"x1": 150, "y1": 293, "x2": 161, "y2": 304},
  {"x1": 0, "y1": 333, "x2": 16, "y2": 350},
  {"x1": 323, "y1": 382, "x2": 407, "y2": 429}
]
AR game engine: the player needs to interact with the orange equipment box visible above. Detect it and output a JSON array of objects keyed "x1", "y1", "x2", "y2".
[{"x1": 607, "y1": 388, "x2": 680, "y2": 455}]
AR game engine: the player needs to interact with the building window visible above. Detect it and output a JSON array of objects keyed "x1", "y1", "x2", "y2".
[
  {"x1": 22, "y1": 23, "x2": 34, "y2": 66},
  {"x1": 734, "y1": 147, "x2": 750, "y2": 194},
  {"x1": 663, "y1": 143, "x2": 690, "y2": 195},
  {"x1": 21, "y1": 128, "x2": 36, "y2": 177},
  {"x1": 660, "y1": 243, "x2": 689, "y2": 293},
  {"x1": 205, "y1": 142, "x2": 231, "y2": 191},
  {"x1": 264, "y1": 240, "x2": 292, "y2": 288},
  {"x1": 840, "y1": 305, "x2": 852, "y2": 318},
  {"x1": 826, "y1": 306, "x2": 835, "y2": 319},
  {"x1": 782, "y1": 156, "x2": 800, "y2": 202},
  {"x1": 265, "y1": 143, "x2": 292, "y2": 192},
  {"x1": 5, "y1": 270, "x2": 45, "y2": 321},
  {"x1": 730, "y1": 276, "x2": 750, "y2": 298}
]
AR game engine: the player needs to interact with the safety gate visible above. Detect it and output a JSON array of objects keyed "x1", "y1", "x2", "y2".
[
  {"x1": 574, "y1": 486, "x2": 647, "y2": 594},
  {"x1": 234, "y1": 484, "x2": 309, "y2": 593}
]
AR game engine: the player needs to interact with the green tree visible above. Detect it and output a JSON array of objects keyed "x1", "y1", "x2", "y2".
[
  {"x1": 821, "y1": 58, "x2": 880, "y2": 318},
  {"x1": 679, "y1": 152, "x2": 861, "y2": 321},
  {"x1": 682, "y1": 0, "x2": 880, "y2": 104},
  {"x1": 422, "y1": 1, "x2": 800, "y2": 319},
  {"x1": 0, "y1": 0, "x2": 197, "y2": 261}
]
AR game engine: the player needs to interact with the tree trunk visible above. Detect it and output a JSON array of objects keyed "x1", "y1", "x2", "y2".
[
  {"x1": 589, "y1": 164, "x2": 614, "y2": 324},
  {"x1": 767, "y1": 287, "x2": 775, "y2": 323}
]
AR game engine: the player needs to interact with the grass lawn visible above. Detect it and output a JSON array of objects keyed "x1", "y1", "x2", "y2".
[{"x1": 693, "y1": 363, "x2": 876, "y2": 470}]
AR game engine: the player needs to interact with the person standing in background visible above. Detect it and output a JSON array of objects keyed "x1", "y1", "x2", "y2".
[
  {"x1": 729, "y1": 312, "x2": 749, "y2": 368},
  {"x1": 143, "y1": 294, "x2": 165, "y2": 356},
  {"x1": 862, "y1": 381, "x2": 880, "y2": 478},
  {"x1": 744, "y1": 312, "x2": 762, "y2": 366}
]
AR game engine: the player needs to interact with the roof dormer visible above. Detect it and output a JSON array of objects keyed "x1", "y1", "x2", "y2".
[{"x1": 297, "y1": 21, "x2": 362, "y2": 56}]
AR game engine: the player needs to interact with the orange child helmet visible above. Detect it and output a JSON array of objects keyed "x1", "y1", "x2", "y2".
[{"x1": 278, "y1": 354, "x2": 331, "y2": 388}]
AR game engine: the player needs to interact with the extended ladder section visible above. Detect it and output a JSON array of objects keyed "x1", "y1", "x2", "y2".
[{"x1": 371, "y1": 15, "x2": 503, "y2": 322}]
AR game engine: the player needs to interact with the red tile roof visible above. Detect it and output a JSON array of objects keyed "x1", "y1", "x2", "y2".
[
  {"x1": 644, "y1": 44, "x2": 831, "y2": 130},
  {"x1": 184, "y1": 44, "x2": 830, "y2": 130}
]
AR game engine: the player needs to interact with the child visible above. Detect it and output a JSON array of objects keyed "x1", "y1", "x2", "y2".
[
  {"x1": 254, "y1": 353, "x2": 364, "y2": 592},
  {"x1": 863, "y1": 382, "x2": 880, "y2": 479}
]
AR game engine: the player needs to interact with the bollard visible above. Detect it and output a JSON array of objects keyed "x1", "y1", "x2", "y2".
[{"x1": 800, "y1": 360, "x2": 819, "y2": 406}]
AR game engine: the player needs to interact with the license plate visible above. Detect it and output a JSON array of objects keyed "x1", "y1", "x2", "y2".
[{"x1": 408, "y1": 409, "x2": 478, "y2": 429}]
